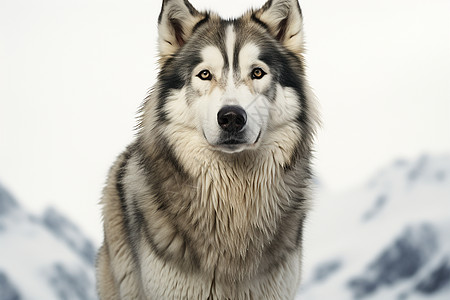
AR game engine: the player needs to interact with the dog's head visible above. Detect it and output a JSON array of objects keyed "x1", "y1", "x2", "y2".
[{"x1": 144, "y1": 0, "x2": 317, "y2": 157}]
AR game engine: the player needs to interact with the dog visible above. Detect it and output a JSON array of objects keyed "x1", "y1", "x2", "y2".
[{"x1": 96, "y1": 0, "x2": 319, "y2": 298}]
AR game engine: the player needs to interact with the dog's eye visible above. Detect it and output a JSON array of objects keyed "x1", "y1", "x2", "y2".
[
  {"x1": 197, "y1": 70, "x2": 212, "y2": 81},
  {"x1": 251, "y1": 68, "x2": 266, "y2": 80}
]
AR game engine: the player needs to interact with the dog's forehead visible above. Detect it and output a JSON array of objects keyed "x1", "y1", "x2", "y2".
[{"x1": 192, "y1": 20, "x2": 269, "y2": 67}]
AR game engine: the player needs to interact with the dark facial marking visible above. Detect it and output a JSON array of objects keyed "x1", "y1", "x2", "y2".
[{"x1": 156, "y1": 52, "x2": 202, "y2": 122}]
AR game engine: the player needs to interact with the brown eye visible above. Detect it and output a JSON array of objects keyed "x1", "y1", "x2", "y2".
[
  {"x1": 197, "y1": 70, "x2": 212, "y2": 80},
  {"x1": 251, "y1": 68, "x2": 266, "y2": 80}
]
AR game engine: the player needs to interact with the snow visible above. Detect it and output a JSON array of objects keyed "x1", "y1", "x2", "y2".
[
  {"x1": 0, "y1": 193, "x2": 96, "y2": 300},
  {"x1": 297, "y1": 153, "x2": 450, "y2": 300}
]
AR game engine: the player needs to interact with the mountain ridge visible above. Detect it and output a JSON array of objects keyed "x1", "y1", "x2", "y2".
[
  {"x1": 0, "y1": 184, "x2": 97, "y2": 300},
  {"x1": 298, "y1": 153, "x2": 450, "y2": 300}
]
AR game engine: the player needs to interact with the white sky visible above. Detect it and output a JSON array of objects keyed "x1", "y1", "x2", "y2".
[{"x1": 1, "y1": 0, "x2": 449, "y2": 244}]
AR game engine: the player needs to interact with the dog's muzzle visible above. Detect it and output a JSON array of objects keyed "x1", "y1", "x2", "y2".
[{"x1": 205, "y1": 105, "x2": 260, "y2": 153}]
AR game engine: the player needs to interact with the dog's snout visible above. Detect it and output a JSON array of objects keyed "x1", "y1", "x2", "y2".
[{"x1": 217, "y1": 106, "x2": 247, "y2": 133}]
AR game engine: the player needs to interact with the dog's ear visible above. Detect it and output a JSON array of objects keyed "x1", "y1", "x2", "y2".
[
  {"x1": 253, "y1": 0, "x2": 304, "y2": 54},
  {"x1": 158, "y1": 0, "x2": 205, "y2": 63}
]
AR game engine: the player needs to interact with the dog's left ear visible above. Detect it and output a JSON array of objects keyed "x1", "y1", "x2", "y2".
[
  {"x1": 253, "y1": 0, "x2": 304, "y2": 54},
  {"x1": 158, "y1": 0, "x2": 206, "y2": 63}
]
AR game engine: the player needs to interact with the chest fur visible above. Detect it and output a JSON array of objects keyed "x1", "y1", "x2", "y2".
[{"x1": 126, "y1": 152, "x2": 307, "y2": 282}]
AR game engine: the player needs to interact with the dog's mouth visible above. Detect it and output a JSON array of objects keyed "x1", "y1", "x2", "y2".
[
  {"x1": 221, "y1": 138, "x2": 246, "y2": 145},
  {"x1": 220, "y1": 130, "x2": 261, "y2": 145},
  {"x1": 208, "y1": 131, "x2": 261, "y2": 154}
]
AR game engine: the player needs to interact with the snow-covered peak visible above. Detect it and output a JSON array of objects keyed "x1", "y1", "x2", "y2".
[
  {"x1": 0, "y1": 182, "x2": 19, "y2": 216},
  {"x1": 42, "y1": 208, "x2": 96, "y2": 266},
  {"x1": 0, "y1": 184, "x2": 97, "y2": 300},
  {"x1": 367, "y1": 153, "x2": 450, "y2": 190},
  {"x1": 298, "y1": 153, "x2": 450, "y2": 300}
]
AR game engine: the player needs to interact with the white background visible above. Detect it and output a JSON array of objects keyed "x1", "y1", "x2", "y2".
[{"x1": 1, "y1": 0, "x2": 449, "y2": 244}]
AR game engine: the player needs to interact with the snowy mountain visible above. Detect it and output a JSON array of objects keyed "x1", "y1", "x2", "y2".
[
  {"x1": 0, "y1": 183, "x2": 97, "y2": 300},
  {"x1": 297, "y1": 154, "x2": 450, "y2": 300}
]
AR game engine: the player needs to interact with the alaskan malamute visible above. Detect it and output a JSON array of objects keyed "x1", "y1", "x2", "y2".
[{"x1": 96, "y1": 0, "x2": 319, "y2": 298}]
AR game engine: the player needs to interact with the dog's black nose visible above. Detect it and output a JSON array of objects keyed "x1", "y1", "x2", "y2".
[{"x1": 217, "y1": 106, "x2": 247, "y2": 133}]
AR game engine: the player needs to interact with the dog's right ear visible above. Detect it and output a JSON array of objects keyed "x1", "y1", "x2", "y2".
[
  {"x1": 158, "y1": 0, "x2": 206, "y2": 63},
  {"x1": 253, "y1": 0, "x2": 304, "y2": 55}
]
